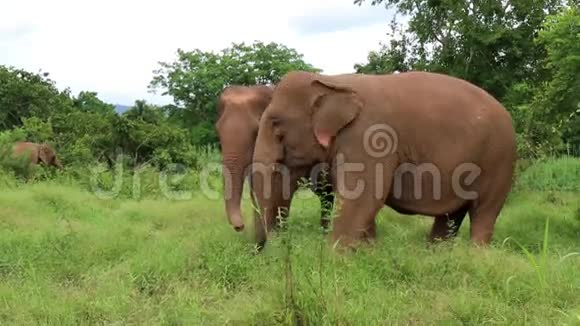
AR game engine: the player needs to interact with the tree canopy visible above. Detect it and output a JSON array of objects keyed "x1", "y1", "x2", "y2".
[
  {"x1": 0, "y1": 41, "x2": 322, "y2": 174},
  {"x1": 354, "y1": 0, "x2": 579, "y2": 156},
  {"x1": 148, "y1": 41, "x2": 321, "y2": 144},
  {"x1": 0, "y1": 4, "x2": 578, "y2": 176}
]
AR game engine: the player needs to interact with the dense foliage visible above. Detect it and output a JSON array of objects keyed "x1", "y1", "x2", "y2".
[
  {"x1": 0, "y1": 156, "x2": 579, "y2": 324},
  {"x1": 148, "y1": 41, "x2": 321, "y2": 145},
  {"x1": 0, "y1": 5, "x2": 578, "y2": 177},
  {"x1": 0, "y1": 42, "x2": 320, "y2": 175},
  {"x1": 354, "y1": 1, "x2": 579, "y2": 158}
]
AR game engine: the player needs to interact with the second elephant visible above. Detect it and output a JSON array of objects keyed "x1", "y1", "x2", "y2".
[
  {"x1": 11, "y1": 141, "x2": 64, "y2": 170},
  {"x1": 215, "y1": 84, "x2": 334, "y2": 238}
]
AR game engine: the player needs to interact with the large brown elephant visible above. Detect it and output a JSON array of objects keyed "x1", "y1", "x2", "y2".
[
  {"x1": 215, "y1": 84, "x2": 334, "y2": 235},
  {"x1": 250, "y1": 71, "x2": 517, "y2": 250},
  {"x1": 12, "y1": 141, "x2": 64, "y2": 170}
]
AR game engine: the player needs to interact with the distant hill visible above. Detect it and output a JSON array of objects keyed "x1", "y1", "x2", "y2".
[{"x1": 114, "y1": 104, "x2": 131, "y2": 114}]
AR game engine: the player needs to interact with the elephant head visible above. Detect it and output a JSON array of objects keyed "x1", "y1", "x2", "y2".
[
  {"x1": 215, "y1": 85, "x2": 273, "y2": 232},
  {"x1": 38, "y1": 143, "x2": 64, "y2": 170},
  {"x1": 251, "y1": 71, "x2": 356, "y2": 247}
]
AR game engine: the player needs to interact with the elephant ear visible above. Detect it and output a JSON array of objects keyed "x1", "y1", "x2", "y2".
[{"x1": 310, "y1": 78, "x2": 363, "y2": 149}]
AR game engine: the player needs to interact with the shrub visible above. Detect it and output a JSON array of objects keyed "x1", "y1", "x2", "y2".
[{"x1": 514, "y1": 156, "x2": 580, "y2": 192}]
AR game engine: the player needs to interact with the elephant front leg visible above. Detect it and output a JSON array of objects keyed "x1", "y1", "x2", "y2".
[
  {"x1": 331, "y1": 195, "x2": 385, "y2": 248},
  {"x1": 252, "y1": 170, "x2": 300, "y2": 250},
  {"x1": 329, "y1": 158, "x2": 393, "y2": 249},
  {"x1": 253, "y1": 199, "x2": 292, "y2": 251}
]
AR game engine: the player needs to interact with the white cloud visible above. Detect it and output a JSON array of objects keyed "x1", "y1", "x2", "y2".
[{"x1": 0, "y1": 0, "x2": 393, "y2": 106}]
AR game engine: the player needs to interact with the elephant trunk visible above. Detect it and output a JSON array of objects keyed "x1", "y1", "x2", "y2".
[
  {"x1": 53, "y1": 157, "x2": 64, "y2": 170},
  {"x1": 222, "y1": 149, "x2": 253, "y2": 232}
]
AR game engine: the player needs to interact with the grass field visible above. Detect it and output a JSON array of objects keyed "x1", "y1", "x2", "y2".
[{"x1": 0, "y1": 157, "x2": 579, "y2": 325}]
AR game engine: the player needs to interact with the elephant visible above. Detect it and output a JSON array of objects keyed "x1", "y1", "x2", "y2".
[
  {"x1": 11, "y1": 141, "x2": 64, "y2": 170},
  {"x1": 214, "y1": 84, "x2": 334, "y2": 236},
  {"x1": 250, "y1": 70, "x2": 517, "y2": 250}
]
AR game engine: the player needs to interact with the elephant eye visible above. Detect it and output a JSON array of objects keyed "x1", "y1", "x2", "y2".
[{"x1": 271, "y1": 117, "x2": 281, "y2": 128}]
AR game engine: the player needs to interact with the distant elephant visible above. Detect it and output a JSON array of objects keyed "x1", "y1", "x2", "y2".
[
  {"x1": 12, "y1": 141, "x2": 64, "y2": 170},
  {"x1": 250, "y1": 71, "x2": 517, "y2": 250},
  {"x1": 215, "y1": 84, "x2": 334, "y2": 235}
]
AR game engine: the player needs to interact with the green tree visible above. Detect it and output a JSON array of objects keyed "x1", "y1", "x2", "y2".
[
  {"x1": 116, "y1": 100, "x2": 196, "y2": 168},
  {"x1": 0, "y1": 65, "x2": 73, "y2": 130},
  {"x1": 536, "y1": 5, "x2": 580, "y2": 127},
  {"x1": 52, "y1": 91, "x2": 120, "y2": 165},
  {"x1": 354, "y1": 0, "x2": 566, "y2": 100},
  {"x1": 354, "y1": 15, "x2": 415, "y2": 74},
  {"x1": 354, "y1": 0, "x2": 576, "y2": 157},
  {"x1": 0, "y1": 64, "x2": 202, "y2": 169},
  {"x1": 149, "y1": 41, "x2": 321, "y2": 145},
  {"x1": 519, "y1": 4, "x2": 580, "y2": 155}
]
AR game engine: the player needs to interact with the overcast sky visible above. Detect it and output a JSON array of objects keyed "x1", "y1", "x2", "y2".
[{"x1": 0, "y1": 0, "x2": 394, "y2": 106}]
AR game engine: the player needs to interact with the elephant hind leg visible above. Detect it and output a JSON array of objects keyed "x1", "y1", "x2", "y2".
[
  {"x1": 468, "y1": 198, "x2": 508, "y2": 246},
  {"x1": 467, "y1": 171, "x2": 514, "y2": 246},
  {"x1": 428, "y1": 203, "x2": 469, "y2": 242}
]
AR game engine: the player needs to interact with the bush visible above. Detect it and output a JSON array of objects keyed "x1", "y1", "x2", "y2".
[
  {"x1": 514, "y1": 156, "x2": 580, "y2": 192},
  {"x1": 65, "y1": 145, "x2": 223, "y2": 200}
]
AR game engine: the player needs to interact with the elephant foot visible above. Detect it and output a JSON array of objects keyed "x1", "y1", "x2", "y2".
[
  {"x1": 330, "y1": 225, "x2": 376, "y2": 252},
  {"x1": 364, "y1": 220, "x2": 377, "y2": 239},
  {"x1": 428, "y1": 206, "x2": 469, "y2": 243},
  {"x1": 330, "y1": 236, "x2": 374, "y2": 254},
  {"x1": 254, "y1": 240, "x2": 267, "y2": 253},
  {"x1": 428, "y1": 218, "x2": 457, "y2": 243}
]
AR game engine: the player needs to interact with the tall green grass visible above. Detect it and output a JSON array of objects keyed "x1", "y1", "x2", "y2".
[
  {"x1": 0, "y1": 156, "x2": 578, "y2": 324},
  {"x1": 515, "y1": 156, "x2": 580, "y2": 192}
]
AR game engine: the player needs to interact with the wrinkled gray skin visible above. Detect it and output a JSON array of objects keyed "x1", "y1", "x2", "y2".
[
  {"x1": 12, "y1": 141, "x2": 64, "y2": 170},
  {"x1": 215, "y1": 84, "x2": 334, "y2": 235}
]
